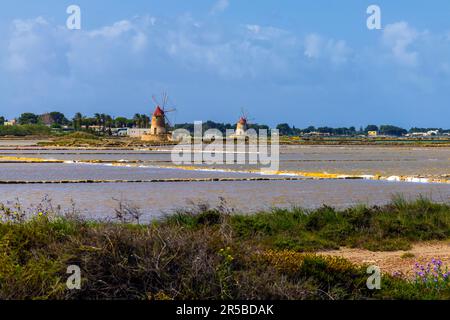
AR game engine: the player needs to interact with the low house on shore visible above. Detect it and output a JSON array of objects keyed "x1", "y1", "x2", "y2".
[
  {"x1": 4, "y1": 119, "x2": 17, "y2": 126},
  {"x1": 127, "y1": 128, "x2": 151, "y2": 138}
]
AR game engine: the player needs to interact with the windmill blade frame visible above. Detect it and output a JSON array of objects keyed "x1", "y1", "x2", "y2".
[{"x1": 165, "y1": 114, "x2": 174, "y2": 128}]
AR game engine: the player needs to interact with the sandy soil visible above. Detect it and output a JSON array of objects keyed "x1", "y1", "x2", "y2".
[{"x1": 319, "y1": 241, "x2": 450, "y2": 278}]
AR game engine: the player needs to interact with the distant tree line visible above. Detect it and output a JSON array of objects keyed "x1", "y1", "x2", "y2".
[
  {"x1": 173, "y1": 121, "x2": 269, "y2": 135},
  {"x1": 275, "y1": 123, "x2": 450, "y2": 136},
  {"x1": 1, "y1": 112, "x2": 150, "y2": 133},
  {"x1": 1, "y1": 111, "x2": 449, "y2": 137}
]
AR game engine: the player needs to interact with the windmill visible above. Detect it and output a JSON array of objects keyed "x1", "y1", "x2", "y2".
[
  {"x1": 150, "y1": 92, "x2": 177, "y2": 135},
  {"x1": 235, "y1": 108, "x2": 254, "y2": 136}
]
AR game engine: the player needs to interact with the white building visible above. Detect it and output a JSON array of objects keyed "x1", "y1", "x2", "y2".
[
  {"x1": 4, "y1": 119, "x2": 17, "y2": 126},
  {"x1": 127, "y1": 128, "x2": 151, "y2": 138}
]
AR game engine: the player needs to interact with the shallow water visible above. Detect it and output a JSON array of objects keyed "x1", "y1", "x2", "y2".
[
  {"x1": 0, "y1": 145, "x2": 449, "y2": 220},
  {"x1": 0, "y1": 163, "x2": 269, "y2": 181},
  {"x1": 0, "y1": 180, "x2": 448, "y2": 222},
  {"x1": 2, "y1": 145, "x2": 448, "y2": 176}
]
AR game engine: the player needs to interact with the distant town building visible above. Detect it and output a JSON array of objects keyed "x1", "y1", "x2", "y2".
[
  {"x1": 4, "y1": 119, "x2": 17, "y2": 126},
  {"x1": 127, "y1": 128, "x2": 151, "y2": 138},
  {"x1": 81, "y1": 125, "x2": 103, "y2": 132},
  {"x1": 308, "y1": 132, "x2": 331, "y2": 137},
  {"x1": 406, "y1": 130, "x2": 440, "y2": 137},
  {"x1": 367, "y1": 131, "x2": 378, "y2": 137},
  {"x1": 112, "y1": 128, "x2": 128, "y2": 136}
]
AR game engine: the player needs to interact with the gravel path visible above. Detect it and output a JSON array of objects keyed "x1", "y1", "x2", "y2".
[{"x1": 319, "y1": 241, "x2": 450, "y2": 278}]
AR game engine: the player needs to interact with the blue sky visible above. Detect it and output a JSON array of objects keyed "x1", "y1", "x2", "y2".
[{"x1": 1, "y1": 0, "x2": 450, "y2": 128}]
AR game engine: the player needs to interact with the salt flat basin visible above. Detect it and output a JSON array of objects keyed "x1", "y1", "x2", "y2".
[
  {"x1": 0, "y1": 145, "x2": 449, "y2": 222},
  {"x1": 0, "y1": 179, "x2": 448, "y2": 222},
  {"x1": 0, "y1": 163, "x2": 275, "y2": 181},
  {"x1": 1, "y1": 145, "x2": 449, "y2": 177},
  {"x1": 0, "y1": 139, "x2": 48, "y2": 146}
]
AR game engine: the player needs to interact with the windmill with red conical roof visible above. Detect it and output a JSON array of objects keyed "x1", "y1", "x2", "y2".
[
  {"x1": 235, "y1": 108, "x2": 253, "y2": 136},
  {"x1": 149, "y1": 92, "x2": 176, "y2": 135}
]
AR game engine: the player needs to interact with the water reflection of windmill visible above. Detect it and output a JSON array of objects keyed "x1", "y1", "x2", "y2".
[{"x1": 142, "y1": 92, "x2": 176, "y2": 142}]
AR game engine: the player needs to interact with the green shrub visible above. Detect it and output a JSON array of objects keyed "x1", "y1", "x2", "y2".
[
  {"x1": 0, "y1": 197, "x2": 449, "y2": 299},
  {"x1": 0, "y1": 124, "x2": 51, "y2": 136},
  {"x1": 61, "y1": 132, "x2": 99, "y2": 140}
]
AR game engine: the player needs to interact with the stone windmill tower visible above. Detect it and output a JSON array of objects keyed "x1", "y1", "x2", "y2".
[
  {"x1": 149, "y1": 93, "x2": 176, "y2": 135},
  {"x1": 235, "y1": 109, "x2": 252, "y2": 136},
  {"x1": 142, "y1": 93, "x2": 176, "y2": 142},
  {"x1": 235, "y1": 117, "x2": 248, "y2": 136},
  {"x1": 150, "y1": 106, "x2": 167, "y2": 135}
]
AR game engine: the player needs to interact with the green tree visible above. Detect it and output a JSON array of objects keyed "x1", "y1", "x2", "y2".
[
  {"x1": 100, "y1": 114, "x2": 108, "y2": 132},
  {"x1": 18, "y1": 113, "x2": 39, "y2": 125},
  {"x1": 141, "y1": 114, "x2": 150, "y2": 128},
  {"x1": 305, "y1": 126, "x2": 316, "y2": 133},
  {"x1": 84, "y1": 117, "x2": 96, "y2": 130},
  {"x1": 94, "y1": 113, "x2": 101, "y2": 127},
  {"x1": 49, "y1": 112, "x2": 69, "y2": 125},
  {"x1": 114, "y1": 117, "x2": 128, "y2": 128},
  {"x1": 379, "y1": 125, "x2": 407, "y2": 136},
  {"x1": 133, "y1": 114, "x2": 142, "y2": 128},
  {"x1": 73, "y1": 113, "x2": 84, "y2": 130},
  {"x1": 0, "y1": 116, "x2": 5, "y2": 126},
  {"x1": 364, "y1": 125, "x2": 379, "y2": 133},
  {"x1": 105, "y1": 115, "x2": 113, "y2": 134},
  {"x1": 276, "y1": 123, "x2": 293, "y2": 136}
]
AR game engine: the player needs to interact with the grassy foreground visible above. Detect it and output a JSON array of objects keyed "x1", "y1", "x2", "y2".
[{"x1": 0, "y1": 197, "x2": 449, "y2": 300}]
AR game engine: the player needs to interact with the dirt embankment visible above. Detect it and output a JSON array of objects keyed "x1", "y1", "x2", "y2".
[{"x1": 319, "y1": 241, "x2": 450, "y2": 278}]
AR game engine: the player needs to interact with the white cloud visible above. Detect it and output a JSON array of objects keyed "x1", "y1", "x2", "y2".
[
  {"x1": 89, "y1": 20, "x2": 133, "y2": 38},
  {"x1": 4, "y1": 17, "x2": 69, "y2": 74},
  {"x1": 246, "y1": 24, "x2": 261, "y2": 35},
  {"x1": 2, "y1": 14, "x2": 450, "y2": 124},
  {"x1": 132, "y1": 32, "x2": 148, "y2": 52},
  {"x1": 304, "y1": 34, "x2": 322, "y2": 58},
  {"x1": 245, "y1": 24, "x2": 293, "y2": 43},
  {"x1": 382, "y1": 22, "x2": 418, "y2": 66},
  {"x1": 210, "y1": 0, "x2": 229, "y2": 15},
  {"x1": 304, "y1": 33, "x2": 351, "y2": 65}
]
